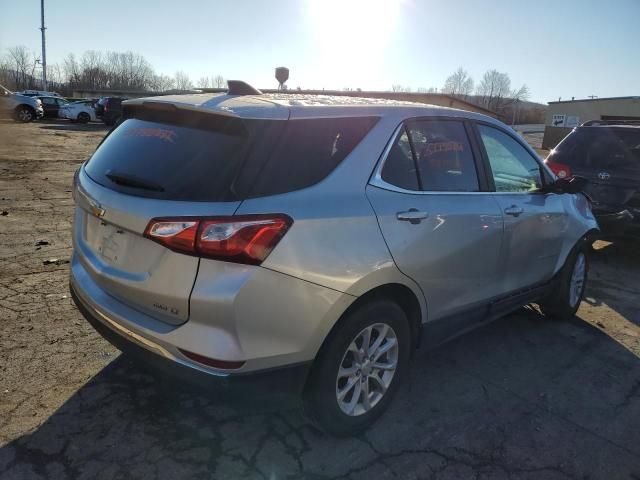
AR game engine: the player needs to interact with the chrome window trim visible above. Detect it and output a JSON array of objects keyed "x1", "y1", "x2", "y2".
[{"x1": 369, "y1": 119, "x2": 552, "y2": 196}]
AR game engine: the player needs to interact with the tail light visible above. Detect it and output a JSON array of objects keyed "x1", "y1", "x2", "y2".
[
  {"x1": 144, "y1": 214, "x2": 292, "y2": 265},
  {"x1": 545, "y1": 159, "x2": 572, "y2": 179}
]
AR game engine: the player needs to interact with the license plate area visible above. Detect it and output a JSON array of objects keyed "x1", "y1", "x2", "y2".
[{"x1": 85, "y1": 215, "x2": 131, "y2": 267}]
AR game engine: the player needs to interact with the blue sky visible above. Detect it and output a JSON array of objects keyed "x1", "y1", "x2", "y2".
[{"x1": 1, "y1": 0, "x2": 638, "y2": 103}]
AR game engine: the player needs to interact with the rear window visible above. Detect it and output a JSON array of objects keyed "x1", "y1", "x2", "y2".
[
  {"x1": 246, "y1": 117, "x2": 379, "y2": 198},
  {"x1": 550, "y1": 128, "x2": 640, "y2": 170},
  {"x1": 84, "y1": 115, "x2": 378, "y2": 201}
]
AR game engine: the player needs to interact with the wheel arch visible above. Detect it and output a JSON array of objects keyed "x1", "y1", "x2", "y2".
[
  {"x1": 319, "y1": 283, "x2": 425, "y2": 360},
  {"x1": 14, "y1": 104, "x2": 35, "y2": 114}
]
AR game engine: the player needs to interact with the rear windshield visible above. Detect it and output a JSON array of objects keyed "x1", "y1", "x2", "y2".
[
  {"x1": 84, "y1": 115, "x2": 378, "y2": 202},
  {"x1": 549, "y1": 127, "x2": 640, "y2": 170}
]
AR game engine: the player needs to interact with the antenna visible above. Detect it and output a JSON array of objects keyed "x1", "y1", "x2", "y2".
[{"x1": 40, "y1": 0, "x2": 47, "y2": 91}]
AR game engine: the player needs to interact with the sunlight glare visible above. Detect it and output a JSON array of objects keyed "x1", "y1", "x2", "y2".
[{"x1": 306, "y1": 0, "x2": 403, "y2": 87}]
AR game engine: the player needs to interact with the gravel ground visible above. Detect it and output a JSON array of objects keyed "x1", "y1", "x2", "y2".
[{"x1": 1, "y1": 119, "x2": 639, "y2": 479}]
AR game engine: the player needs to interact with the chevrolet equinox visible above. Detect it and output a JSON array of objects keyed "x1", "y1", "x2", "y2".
[{"x1": 70, "y1": 81, "x2": 598, "y2": 435}]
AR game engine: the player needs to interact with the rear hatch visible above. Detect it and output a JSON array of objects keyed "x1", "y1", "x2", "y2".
[
  {"x1": 74, "y1": 105, "x2": 285, "y2": 325},
  {"x1": 547, "y1": 127, "x2": 640, "y2": 212}
]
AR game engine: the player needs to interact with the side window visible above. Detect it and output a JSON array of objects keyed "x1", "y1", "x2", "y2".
[
  {"x1": 380, "y1": 129, "x2": 419, "y2": 191},
  {"x1": 408, "y1": 120, "x2": 479, "y2": 192},
  {"x1": 478, "y1": 125, "x2": 543, "y2": 193}
]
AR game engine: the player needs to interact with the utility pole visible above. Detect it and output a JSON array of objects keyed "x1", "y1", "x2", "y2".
[{"x1": 40, "y1": 0, "x2": 47, "y2": 91}]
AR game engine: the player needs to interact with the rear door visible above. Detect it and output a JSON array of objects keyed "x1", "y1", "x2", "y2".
[
  {"x1": 367, "y1": 118, "x2": 504, "y2": 322},
  {"x1": 474, "y1": 123, "x2": 568, "y2": 291},
  {"x1": 75, "y1": 113, "x2": 270, "y2": 325}
]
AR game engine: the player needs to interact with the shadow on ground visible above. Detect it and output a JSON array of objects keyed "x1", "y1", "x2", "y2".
[{"x1": 1, "y1": 300, "x2": 639, "y2": 479}]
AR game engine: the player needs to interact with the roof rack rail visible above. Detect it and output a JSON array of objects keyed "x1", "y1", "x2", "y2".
[
  {"x1": 581, "y1": 119, "x2": 640, "y2": 127},
  {"x1": 227, "y1": 80, "x2": 262, "y2": 96}
]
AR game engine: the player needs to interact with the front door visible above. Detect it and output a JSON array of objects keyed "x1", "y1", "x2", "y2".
[
  {"x1": 474, "y1": 123, "x2": 568, "y2": 292},
  {"x1": 367, "y1": 119, "x2": 504, "y2": 322}
]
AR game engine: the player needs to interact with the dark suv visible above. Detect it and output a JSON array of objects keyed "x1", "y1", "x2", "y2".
[
  {"x1": 95, "y1": 97, "x2": 126, "y2": 126},
  {"x1": 545, "y1": 123, "x2": 640, "y2": 235}
]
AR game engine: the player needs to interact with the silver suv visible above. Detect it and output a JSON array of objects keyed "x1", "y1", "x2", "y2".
[
  {"x1": 0, "y1": 84, "x2": 44, "y2": 122},
  {"x1": 70, "y1": 83, "x2": 598, "y2": 435}
]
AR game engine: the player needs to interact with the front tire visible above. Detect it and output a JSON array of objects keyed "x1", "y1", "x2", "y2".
[
  {"x1": 303, "y1": 299, "x2": 410, "y2": 436},
  {"x1": 539, "y1": 243, "x2": 588, "y2": 320},
  {"x1": 77, "y1": 112, "x2": 90, "y2": 123},
  {"x1": 15, "y1": 106, "x2": 35, "y2": 123}
]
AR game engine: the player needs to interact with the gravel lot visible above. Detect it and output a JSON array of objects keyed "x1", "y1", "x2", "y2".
[{"x1": 1, "y1": 119, "x2": 639, "y2": 479}]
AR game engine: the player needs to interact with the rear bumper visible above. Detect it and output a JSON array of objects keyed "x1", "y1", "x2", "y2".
[
  {"x1": 69, "y1": 248, "x2": 354, "y2": 394},
  {"x1": 70, "y1": 281, "x2": 311, "y2": 397}
]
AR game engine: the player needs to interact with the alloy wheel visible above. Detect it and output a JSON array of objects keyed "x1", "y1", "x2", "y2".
[
  {"x1": 335, "y1": 323, "x2": 399, "y2": 416},
  {"x1": 569, "y1": 252, "x2": 586, "y2": 308}
]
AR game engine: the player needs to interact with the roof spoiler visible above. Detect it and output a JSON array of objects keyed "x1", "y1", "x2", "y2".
[{"x1": 227, "y1": 80, "x2": 262, "y2": 96}]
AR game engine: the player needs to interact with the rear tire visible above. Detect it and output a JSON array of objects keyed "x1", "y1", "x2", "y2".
[
  {"x1": 539, "y1": 243, "x2": 588, "y2": 321},
  {"x1": 77, "y1": 112, "x2": 90, "y2": 123},
  {"x1": 303, "y1": 299, "x2": 410, "y2": 436},
  {"x1": 15, "y1": 106, "x2": 34, "y2": 123}
]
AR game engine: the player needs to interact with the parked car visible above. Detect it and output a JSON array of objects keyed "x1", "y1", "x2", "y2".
[
  {"x1": 59, "y1": 100, "x2": 97, "y2": 123},
  {"x1": 19, "y1": 89, "x2": 63, "y2": 98},
  {"x1": 0, "y1": 84, "x2": 44, "y2": 122},
  {"x1": 94, "y1": 97, "x2": 126, "y2": 125},
  {"x1": 37, "y1": 95, "x2": 69, "y2": 118},
  {"x1": 70, "y1": 83, "x2": 598, "y2": 435},
  {"x1": 545, "y1": 123, "x2": 640, "y2": 236}
]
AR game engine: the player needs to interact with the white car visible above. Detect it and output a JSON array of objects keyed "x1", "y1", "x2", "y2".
[{"x1": 59, "y1": 100, "x2": 97, "y2": 123}]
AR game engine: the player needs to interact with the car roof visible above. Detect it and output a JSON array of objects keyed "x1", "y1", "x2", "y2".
[
  {"x1": 576, "y1": 125, "x2": 640, "y2": 131},
  {"x1": 124, "y1": 92, "x2": 502, "y2": 124}
]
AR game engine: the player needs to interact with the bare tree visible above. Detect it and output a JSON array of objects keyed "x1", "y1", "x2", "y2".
[
  {"x1": 150, "y1": 74, "x2": 175, "y2": 92},
  {"x1": 198, "y1": 76, "x2": 211, "y2": 88},
  {"x1": 476, "y1": 70, "x2": 512, "y2": 112},
  {"x1": 416, "y1": 87, "x2": 437, "y2": 94},
  {"x1": 213, "y1": 74, "x2": 225, "y2": 88},
  {"x1": 511, "y1": 84, "x2": 530, "y2": 102},
  {"x1": 442, "y1": 67, "x2": 474, "y2": 97},
  {"x1": 6, "y1": 46, "x2": 36, "y2": 90},
  {"x1": 174, "y1": 71, "x2": 193, "y2": 90},
  {"x1": 391, "y1": 84, "x2": 412, "y2": 93}
]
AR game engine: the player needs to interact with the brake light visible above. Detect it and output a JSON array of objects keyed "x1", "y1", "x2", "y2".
[
  {"x1": 144, "y1": 214, "x2": 292, "y2": 265},
  {"x1": 545, "y1": 159, "x2": 572, "y2": 179}
]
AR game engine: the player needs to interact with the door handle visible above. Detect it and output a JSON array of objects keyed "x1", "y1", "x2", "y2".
[
  {"x1": 504, "y1": 205, "x2": 524, "y2": 217},
  {"x1": 397, "y1": 209, "x2": 429, "y2": 224}
]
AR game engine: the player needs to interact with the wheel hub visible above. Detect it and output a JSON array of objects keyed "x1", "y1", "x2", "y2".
[{"x1": 335, "y1": 322, "x2": 399, "y2": 416}]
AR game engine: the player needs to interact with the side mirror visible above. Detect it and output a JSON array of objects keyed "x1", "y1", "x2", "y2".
[{"x1": 553, "y1": 175, "x2": 588, "y2": 194}]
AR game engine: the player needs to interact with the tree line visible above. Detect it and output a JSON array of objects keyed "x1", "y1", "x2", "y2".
[
  {"x1": 392, "y1": 67, "x2": 541, "y2": 123},
  {"x1": 0, "y1": 45, "x2": 224, "y2": 94}
]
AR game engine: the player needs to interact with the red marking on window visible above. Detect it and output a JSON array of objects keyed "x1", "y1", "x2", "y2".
[
  {"x1": 423, "y1": 141, "x2": 464, "y2": 157},
  {"x1": 124, "y1": 127, "x2": 177, "y2": 143}
]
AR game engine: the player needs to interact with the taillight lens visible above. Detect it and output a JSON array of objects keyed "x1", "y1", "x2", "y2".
[
  {"x1": 144, "y1": 220, "x2": 199, "y2": 253},
  {"x1": 144, "y1": 215, "x2": 292, "y2": 265},
  {"x1": 545, "y1": 159, "x2": 572, "y2": 179}
]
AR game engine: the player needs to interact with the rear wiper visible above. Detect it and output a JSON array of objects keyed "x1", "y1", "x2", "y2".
[{"x1": 105, "y1": 170, "x2": 165, "y2": 192}]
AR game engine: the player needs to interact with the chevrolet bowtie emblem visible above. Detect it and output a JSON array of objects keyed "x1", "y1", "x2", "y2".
[
  {"x1": 77, "y1": 187, "x2": 106, "y2": 218},
  {"x1": 90, "y1": 201, "x2": 106, "y2": 218}
]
